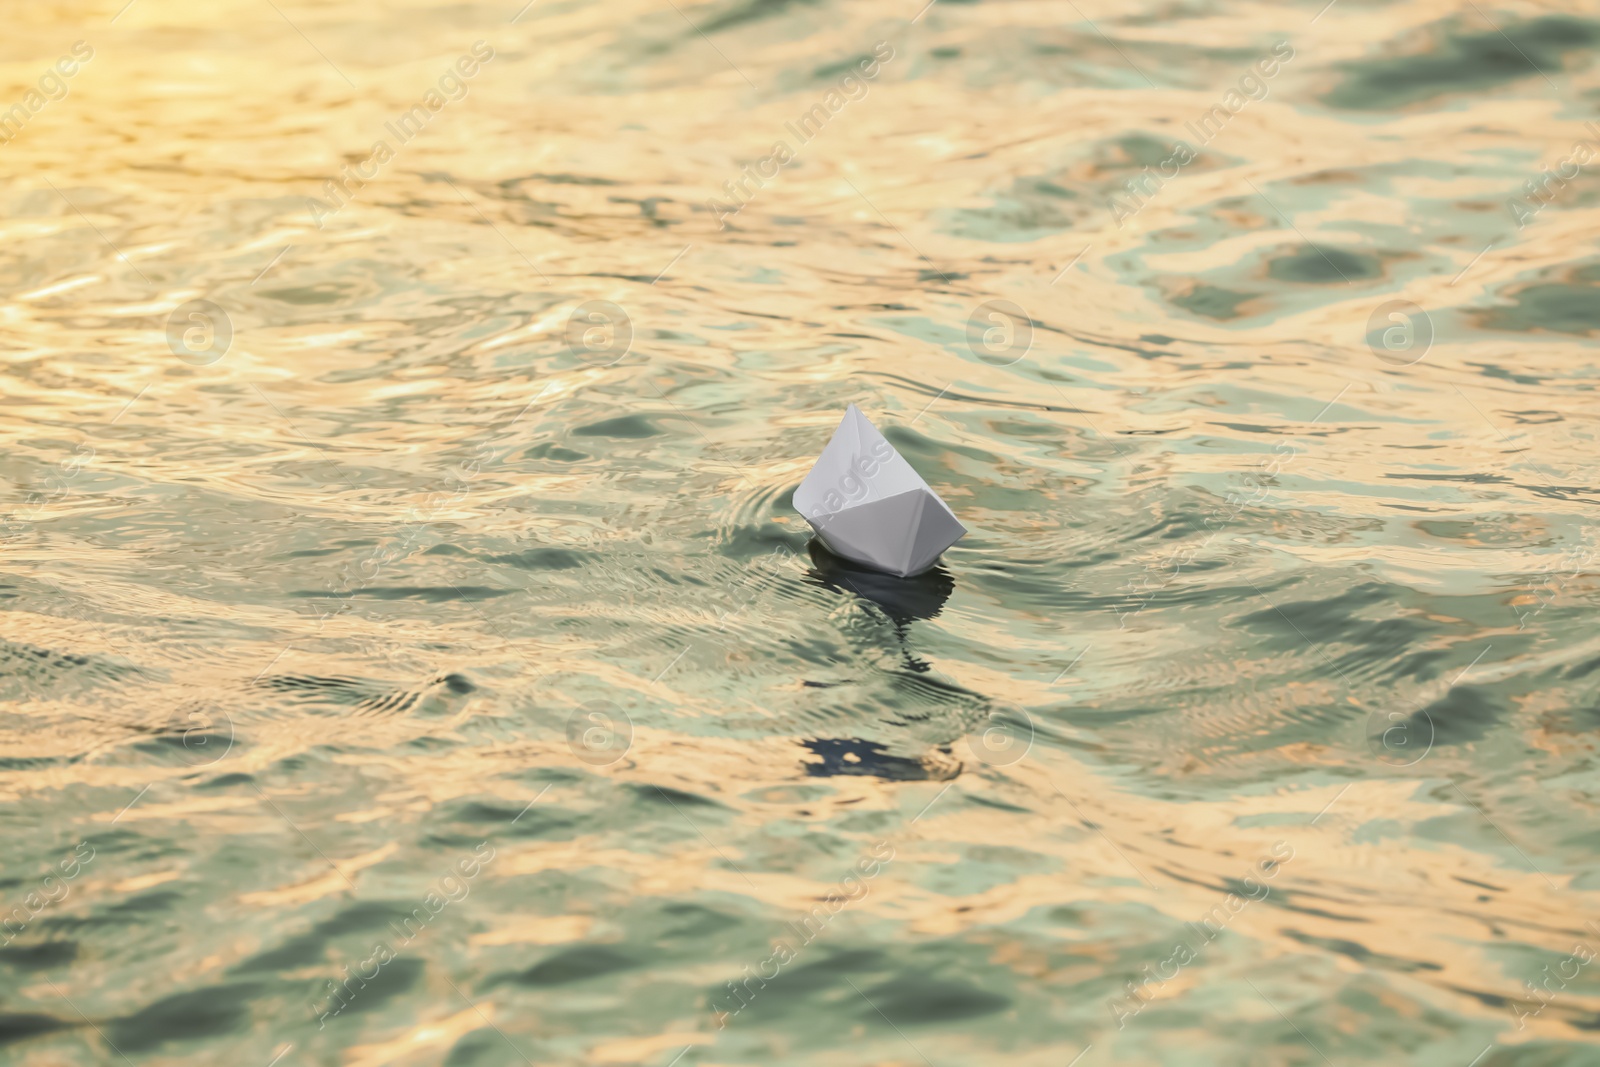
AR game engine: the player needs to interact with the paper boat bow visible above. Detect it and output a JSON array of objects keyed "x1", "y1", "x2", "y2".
[{"x1": 793, "y1": 405, "x2": 966, "y2": 577}]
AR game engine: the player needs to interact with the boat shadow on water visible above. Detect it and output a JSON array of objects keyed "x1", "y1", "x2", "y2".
[{"x1": 795, "y1": 541, "x2": 992, "y2": 781}]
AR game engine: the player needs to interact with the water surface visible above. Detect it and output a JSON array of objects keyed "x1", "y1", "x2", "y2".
[{"x1": 2, "y1": 1, "x2": 1599, "y2": 1064}]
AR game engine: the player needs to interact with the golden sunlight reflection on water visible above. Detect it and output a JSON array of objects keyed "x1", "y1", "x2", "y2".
[{"x1": 2, "y1": 0, "x2": 1599, "y2": 1064}]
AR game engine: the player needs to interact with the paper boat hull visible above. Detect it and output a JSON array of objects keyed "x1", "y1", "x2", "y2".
[{"x1": 793, "y1": 405, "x2": 966, "y2": 577}]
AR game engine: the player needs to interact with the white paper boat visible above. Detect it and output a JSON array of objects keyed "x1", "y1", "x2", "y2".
[{"x1": 793, "y1": 405, "x2": 966, "y2": 577}]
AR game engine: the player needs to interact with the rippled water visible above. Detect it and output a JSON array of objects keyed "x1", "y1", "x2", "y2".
[{"x1": 3, "y1": 1, "x2": 1600, "y2": 1064}]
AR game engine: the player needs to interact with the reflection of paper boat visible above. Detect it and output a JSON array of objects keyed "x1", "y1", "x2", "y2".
[
  {"x1": 792, "y1": 405, "x2": 966, "y2": 577},
  {"x1": 805, "y1": 540, "x2": 954, "y2": 623}
]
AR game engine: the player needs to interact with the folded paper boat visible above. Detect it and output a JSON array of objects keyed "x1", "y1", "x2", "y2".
[{"x1": 793, "y1": 405, "x2": 966, "y2": 577}]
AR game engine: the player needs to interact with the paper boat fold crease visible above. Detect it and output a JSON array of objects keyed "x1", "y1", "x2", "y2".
[{"x1": 793, "y1": 405, "x2": 966, "y2": 577}]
